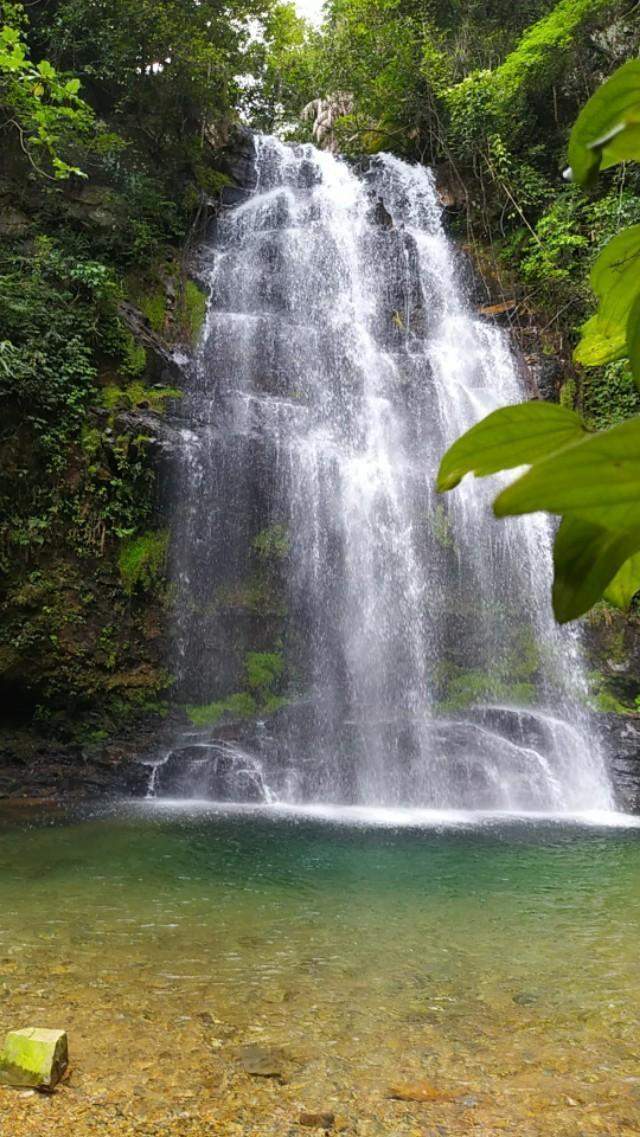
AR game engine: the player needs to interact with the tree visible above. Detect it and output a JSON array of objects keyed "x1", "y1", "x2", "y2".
[{"x1": 0, "y1": 2, "x2": 94, "y2": 178}]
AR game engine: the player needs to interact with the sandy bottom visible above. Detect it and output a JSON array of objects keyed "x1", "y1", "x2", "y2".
[{"x1": 0, "y1": 802, "x2": 639, "y2": 1136}]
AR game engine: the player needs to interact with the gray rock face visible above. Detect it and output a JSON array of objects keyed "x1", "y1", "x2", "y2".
[
  {"x1": 600, "y1": 714, "x2": 640, "y2": 811},
  {"x1": 0, "y1": 206, "x2": 30, "y2": 236},
  {"x1": 154, "y1": 741, "x2": 271, "y2": 802},
  {"x1": 216, "y1": 125, "x2": 257, "y2": 190}
]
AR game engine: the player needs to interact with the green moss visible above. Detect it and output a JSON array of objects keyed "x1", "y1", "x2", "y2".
[
  {"x1": 252, "y1": 524, "x2": 290, "y2": 560},
  {"x1": 262, "y1": 693, "x2": 290, "y2": 715},
  {"x1": 195, "y1": 167, "x2": 234, "y2": 196},
  {"x1": 140, "y1": 289, "x2": 166, "y2": 334},
  {"x1": 184, "y1": 653, "x2": 285, "y2": 728},
  {"x1": 581, "y1": 360, "x2": 640, "y2": 431},
  {"x1": 180, "y1": 279, "x2": 207, "y2": 343},
  {"x1": 504, "y1": 626, "x2": 541, "y2": 681},
  {"x1": 215, "y1": 577, "x2": 286, "y2": 615},
  {"x1": 80, "y1": 426, "x2": 102, "y2": 457},
  {"x1": 591, "y1": 690, "x2": 631, "y2": 713},
  {"x1": 84, "y1": 728, "x2": 109, "y2": 744},
  {"x1": 118, "y1": 529, "x2": 169, "y2": 595},
  {"x1": 245, "y1": 650, "x2": 284, "y2": 694},
  {"x1": 559, "y1": 379, "x2": 576, "y2": 409},
  {"x1": 100, "y1": 382, "x2": 181, "y2": 414},
  {"x1": 120, "y1": 332, "x2": 147, "y2": 377},
  {"x1": 585, "y1": 669, "x2": 635, "y2": 714},
  {"x1": 431, "y1": 503, "x2": 454, "y2": 550},
  {"x1": 436, "y1": 662, "x2": 536, "y2": 711},
  {"x1": 186, "y1": 692, "x2": 257, "y2": 727}
]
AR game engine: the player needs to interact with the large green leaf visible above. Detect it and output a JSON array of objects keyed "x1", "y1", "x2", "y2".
[
  {"x1": 603, "y1": 550, "x2": 640, "y2": 610},
  {"x1": 552, "y1": 517, "x2": 640, "y2": 622},
  {"x1": 494, "y1": 416, "x2": 640, "y2": 529},
  {"x1": 627, "y1": 290, "x2": 640, "y2": 391},
  {"x1": 568, "y1": 59, "x2": 640, "y2": 186},
  {"x1": 574, "y1": 225, "x2": 640, "y2": 367},
  {"x1": 436, "y1": 402, "x2": 587, "y2": 492},
  {"x1": 574, "y1": 313, "x2": 627, "y2": 368}
]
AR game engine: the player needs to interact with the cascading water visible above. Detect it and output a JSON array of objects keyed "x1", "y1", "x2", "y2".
[{"x1": 163, "y1": 135, "x2": 614, "y2": 814}]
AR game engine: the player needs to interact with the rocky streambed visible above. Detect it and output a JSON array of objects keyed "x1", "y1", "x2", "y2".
[{"x1": 1, "y1": 805, "x2": 640, "y2": 1137}]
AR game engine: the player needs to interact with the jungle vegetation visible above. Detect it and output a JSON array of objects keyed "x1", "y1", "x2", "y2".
[
  {"x1": 438, "y1": 59, "x2": 640, "y2": 623},
  {"x1": 1, "y1": 0, "x2": 640, "y2": 734}
]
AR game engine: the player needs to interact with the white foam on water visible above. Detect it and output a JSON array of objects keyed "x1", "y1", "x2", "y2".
[{"x1": 133, "y1": 798, "x2": 640, "y2": 830}]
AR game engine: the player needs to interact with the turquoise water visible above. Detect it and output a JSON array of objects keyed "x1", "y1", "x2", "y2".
[{"x1": 1, "y1": 804, "x2": 640, "y2": 1134}]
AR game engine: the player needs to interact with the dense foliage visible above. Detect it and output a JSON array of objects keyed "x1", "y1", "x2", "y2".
[
  {"x1": 264, "y1": 0, "x2": 640, "y2": 624},
  {"x1": 3, "y1": 0, "x2": 640, "y2": 732},
  {"x1": 439, "y1": 60, "x2": 640, "y2": 623},
  {"x1": 275, "y1": 0, "x2": 640, "y2": 422},
  {"x1": 0, "y1": 0, "x2": 306, "y2": 729}
]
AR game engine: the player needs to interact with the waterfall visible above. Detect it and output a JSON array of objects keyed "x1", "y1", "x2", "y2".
[{"x1": 165, "y1": 135, "x2": 614, "y2": 814}]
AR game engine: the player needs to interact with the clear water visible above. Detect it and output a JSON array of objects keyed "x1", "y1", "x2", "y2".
[
  {"x1": 169, "y1": 137, "x2": 613, "y2": 812},
  {"x1": 1, "y1": 805, "x2": 640, "y2": 1134}
]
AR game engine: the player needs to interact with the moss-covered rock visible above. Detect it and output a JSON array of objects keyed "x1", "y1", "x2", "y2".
[
  {"x1": 0, "y1": 1027, "x2": 68, "y2": 1089},
  {"x1": 118, "y1": 530, "x2": 169, "y2": 596}
]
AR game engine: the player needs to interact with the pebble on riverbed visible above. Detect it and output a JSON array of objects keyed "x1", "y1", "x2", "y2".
[
  {"x1": 299, "y1": 1110, "x2": 336, "y2": 1128},
  {"x1": 239, "y1": 1044, "x2": 286, "y2": 1078},
  {"x1": 387, "y1": 1081, "x2": 456, "y2": 1102},
  {"x1": 0, "y1": 1027, "x2": 68, "y2": 1090}
]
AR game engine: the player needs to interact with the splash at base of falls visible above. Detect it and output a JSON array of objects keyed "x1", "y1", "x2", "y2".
[
  {"x1": 149, "y1": 703, "x2": 613, "y2": 815},
  {"x1": 146, "y1": 737, "x2": 276, "y2": 803},
  {"x1": 165, "y1": 135, "x2": 614, "y2": 815}
]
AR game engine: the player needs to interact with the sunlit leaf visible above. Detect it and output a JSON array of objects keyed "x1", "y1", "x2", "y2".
[
  {"x1": 0, "y1": 26, "x2": 21, "y2": 45},
  {"x1": 552, "y1": 517, "x2": 640, "y2": 622},
  {"x1": 603, "y1": 550, "x2": 640, "y2": 611},
  {"x1": 627, "y1": 290, "x2": 640, "y2": 392},
  {"x1": 436, "y1": 403, "x2": 586, "y2": 493},
  {"x1": 494, "y1": 416, "x2": 640, "y2": 529},
  {"x1": 573, "y1": 312, "x2": 627, "y2": 368},
  {"x1": 37, "y1": 59, "x2": 56, "y2": 79},
  {"x1": 574, "y1": 225, "x2": 640, "y2": 367},
  {"x1": 568, "y1": 59, "x2": 640, "y2": 186}
]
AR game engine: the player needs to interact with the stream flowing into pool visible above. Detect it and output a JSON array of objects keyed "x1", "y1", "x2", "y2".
[{"x1": 1, "y1": 805, "x2": 640, "y2": 1135}]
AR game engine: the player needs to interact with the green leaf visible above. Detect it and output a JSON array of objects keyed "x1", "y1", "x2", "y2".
[
  {"x1": 436, "y1": 402, "x2": 586, "y2": 492},
  {"x1": 574, "y1": 225, "x2": 640, "y2": 367},
  {"x1": 494, "y1": 416, "x2": 640, "y2": 529},
  {"x1": 552, "y1": 516, "x2": 640, "y2": 622},
  {"x1": 37, "y1": 59, "x2": 56, "y2": 79},
  {"x1": 568, "y1": 59, "x2": 640, "y2": 186},
  {"x1": 603, "y1": 550, "x2": 640, "y2": 611},
  {"x1": 0, "y1": 26, "x2": 20, "y2": 45},
  {"x1": 627, "y1": 290, "x2": 640, "y2": 391},
  {"x1": 573, "y1": 313, "x2": 626, "y2": 368}
]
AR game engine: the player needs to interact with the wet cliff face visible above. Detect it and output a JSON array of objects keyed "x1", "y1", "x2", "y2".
[
  {"x1": 0, "y1": 244, "x2": 195, "y2": 757},
  {"x1": 2, "y1": 125, "x2": 640, "y2": 810},
  {"x1": 162, "y1": 136, "x2": 615, "y2": 813},
  {"x1": 0, "y1": 123, "x2": 257, "y2": 784}
]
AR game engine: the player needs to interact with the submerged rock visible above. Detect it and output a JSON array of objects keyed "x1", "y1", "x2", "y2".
[
  {"x1": 387, "y1": 1082, "x2": 455, "y2": 1102},
  {"x1": 299, "y1": 1110, "x2": 336, "y2": 1128},
  {"x1": 239, "y1": 1043, "x2": 285, "y2": 1078},
  {"x1": 512, "y1": 991, "x2": 539, "y2": 1006},
  {"x1": 0, "y1": 1027, "x2": 68, "y2": 1090}
]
